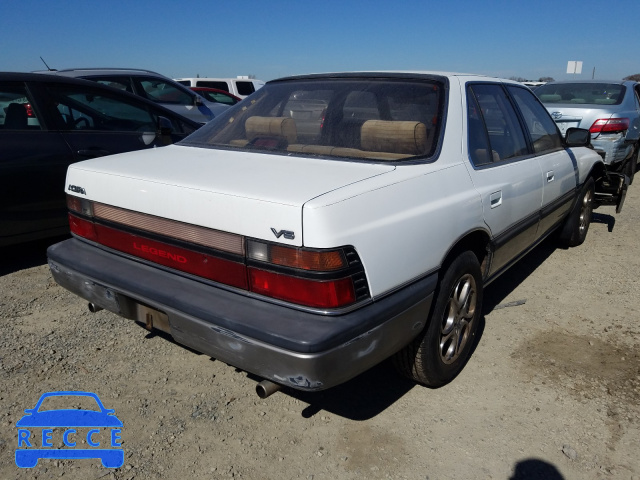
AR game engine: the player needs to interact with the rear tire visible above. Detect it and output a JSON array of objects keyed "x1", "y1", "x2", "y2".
[
  {"x1": 558, "y1": 177, "x2": 594, "y2": 247},
  {"x1": 393, "y1": 251, "x2": 483, "y2": 387},
  {"x1": 624, "y1": 147, "x2": 637, "y2": 185}
]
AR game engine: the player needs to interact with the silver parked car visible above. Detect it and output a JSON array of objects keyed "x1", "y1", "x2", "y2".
[{"x1": 536, "y1": 80, "x2": 640, "y2": 183}]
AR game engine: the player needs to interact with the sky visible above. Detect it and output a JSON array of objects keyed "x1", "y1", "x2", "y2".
[{"x1": 2, "y1": 0, "x2": 639, "y2": 83}]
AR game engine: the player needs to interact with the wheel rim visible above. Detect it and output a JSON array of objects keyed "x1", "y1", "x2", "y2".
[
  {"x1": 439, "y1": 273, "x2": 477, "y2": 364},
  {"x1": 578, "y1": 188, "x2": 593, "y2": 235}
]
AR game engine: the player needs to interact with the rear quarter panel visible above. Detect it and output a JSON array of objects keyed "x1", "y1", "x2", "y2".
[{"x1": 303, "y1": 162, "x2": 483, "y2": 297}]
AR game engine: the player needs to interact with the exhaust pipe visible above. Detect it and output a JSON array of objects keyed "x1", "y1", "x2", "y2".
[
  {"x1": 256, "y1": 380, "x2": 281, "y2": 399},
  {"x1": 88, "y1": 303, "x2": 103, "y2": 313}
]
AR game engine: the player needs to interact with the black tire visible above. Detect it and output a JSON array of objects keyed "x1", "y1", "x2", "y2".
[
  {"x1": 624, "y1": 147, "x2": 637, "y2": 185},
  {"x1": 393, "y1": 251, "x2": 483, "y2": 387},
  {"x1": 558, "y1": 177, "x2": 594, "y2": 247}
]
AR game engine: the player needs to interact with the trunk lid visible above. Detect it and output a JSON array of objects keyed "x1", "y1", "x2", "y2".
[
  {"x1": 66, "y1": 145, "x2": 395, "y2": 245},
  {"x1": 545, "y1": 105, "x2": 612, "y2": 136}
]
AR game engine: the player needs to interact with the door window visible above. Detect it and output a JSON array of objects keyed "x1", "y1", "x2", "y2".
[
  {"x1": 0, "y1": 86, "x2": 41, "y2": 130},
  {"x1": 507, "y1": 86, "x2": 562, "y2": 153},
  {"x1": 467, "y1": 84, "x2": 528, "y2": 163},
  {"x1": 46, "y1": 85, "x2": 157, "y2": 132},
  {"x1": 91, "y1": 77, "x2": 134, "y2": 94}
]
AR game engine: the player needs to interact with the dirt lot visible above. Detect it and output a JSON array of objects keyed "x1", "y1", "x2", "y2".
[{"x1": 1, "y1": 186, "x2": 639, "y2": 480}]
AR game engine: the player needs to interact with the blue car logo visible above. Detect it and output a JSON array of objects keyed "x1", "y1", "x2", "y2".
[{"x1": 15, "y1": 391, "x2": 123, "y2": 468}]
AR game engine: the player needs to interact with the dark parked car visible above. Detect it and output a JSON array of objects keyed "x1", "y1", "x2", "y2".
[
  {"x1": 190, "y1": 87, "x2": 241, "y2": 105},
  {"x1": 36, "y1": 68, "x2": 229, "y2": 124},
  {"x1": 0, "y1": 72, "x2": 200, "y2": 247}
]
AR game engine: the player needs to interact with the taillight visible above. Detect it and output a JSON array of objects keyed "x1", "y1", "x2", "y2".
[
  {"x1": 246, "y1": 240, "x2": 360, "y2": 308},
  {"x1": 247, "y1": 241, "x2": 346, "y2": 271},
  {"x1": 589, "y1": 117, "x2": 629, "y2": 133},
  {"x1": 248, "y1": 268, "x2": 355, "y2": 308},
  {"x1": 24, "y1": 104, "x2": 35, "y2": 117},
  {"x1": 68, "y1": 213, "x2": 98, "y2": 241},
  {"x1": 66, "y1": 195, "x2": 368, "y2": 309}
]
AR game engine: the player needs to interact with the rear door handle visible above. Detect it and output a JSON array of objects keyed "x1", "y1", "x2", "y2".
[
  {"x1": 490, "y1": 191, "x2": 502, "y2": 209},
  {"x1": 546, "y1": 171, "x2": 555, "y2": 182}
]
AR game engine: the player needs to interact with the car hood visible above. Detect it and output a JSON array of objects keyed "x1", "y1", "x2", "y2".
[
  {"x1": 66, "y1": 145, "x2": 396, "y2": 246},
  {"x1": 16, "y1": 410, "x2": 123, "y2": 427}
]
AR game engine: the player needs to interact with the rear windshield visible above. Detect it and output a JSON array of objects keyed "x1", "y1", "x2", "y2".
[
  {"x1": 536, "y1": 83, "x2": 625, "y2": 105},
  {"x1": 181, "y1": 78, "x2": 445, "y2": 161}
]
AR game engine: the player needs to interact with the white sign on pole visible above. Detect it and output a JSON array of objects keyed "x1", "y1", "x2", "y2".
[{"x1": 567, "y1": 61, "x2": 583, "y2": 74}]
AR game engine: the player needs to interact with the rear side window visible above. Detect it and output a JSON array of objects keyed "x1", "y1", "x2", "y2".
[
  {"x1": 0, "y1": 85, "x2": 41, "y2": 130},
  {"x1": 183, "y1": 78, "x2": 445, "y2": 161},
  {"x1": 235, "y1": 81, "x2": 255, "y2": 96},
  {"x1": 196, "y1": 81, "x2": 229, "y2": 91},
  {"x1": 536, "y1": 83, "x2": 625, "y2": 105},
  {"x1": 507, "y1": 86, "x2": 562, "y2": 153},
  {"x1": 467, "y1": 84, "x2": 528, "y2": 163}
]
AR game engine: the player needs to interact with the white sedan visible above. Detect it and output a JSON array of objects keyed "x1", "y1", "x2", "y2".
[{"x1": 48, "y1": 72, "x2": 627, "y2": 396}]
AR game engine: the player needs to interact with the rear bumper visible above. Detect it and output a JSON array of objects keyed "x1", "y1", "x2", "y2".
[{"x1": 47, "y1": 238, "x2": 435, "y2": 391}]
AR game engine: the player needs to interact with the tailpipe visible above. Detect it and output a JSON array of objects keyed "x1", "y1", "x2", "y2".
[
  {"x1": 88, "y1": 303, "x2": 103, "y2": 313},
  {"x1": 256, "y1": 380, "x2": 281, "y2": 399}
]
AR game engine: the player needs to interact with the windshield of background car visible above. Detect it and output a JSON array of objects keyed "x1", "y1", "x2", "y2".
[
  {"x1": 181, "y1": 78, "x2": 445, "y2": 161},
  {"x1": 536, "y1": 83, "x2": 626, "y2": 106}
]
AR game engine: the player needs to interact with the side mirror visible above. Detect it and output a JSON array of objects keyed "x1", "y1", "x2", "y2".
[
  {"x1": 194, "y1": 95, "x2": 204, "y2": 107},
  {"x1": 565, "y1": 127, "x2": 590, "y2": 147},
  {"x1": 157, "y1": 116, "x2": 174, "y2": 145}
]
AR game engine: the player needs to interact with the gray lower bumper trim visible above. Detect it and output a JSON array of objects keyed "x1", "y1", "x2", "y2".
[{"x1": 48, "y1": 238, "x2": 435, "y2": 390}]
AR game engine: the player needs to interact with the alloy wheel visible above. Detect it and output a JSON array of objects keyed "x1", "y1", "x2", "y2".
[{"x1": 439, "y1": 273, "x2": 477, "y2": 364}]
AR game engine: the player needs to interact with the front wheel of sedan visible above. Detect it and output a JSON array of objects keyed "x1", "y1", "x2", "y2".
[
  {"x1": 558, "y1": 177, "x2": 594, "y2": 248},
  {"x1": 393, "y1": 251, "x2": 483, "y2": 387}
]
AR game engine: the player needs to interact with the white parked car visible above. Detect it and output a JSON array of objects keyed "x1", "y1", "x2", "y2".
[
  {"x1": 48, "y1": 72, "x2": 627, "y2": 396},
  {"x1": 174, "y1": 77, "x2": 265, "y2": 99}
]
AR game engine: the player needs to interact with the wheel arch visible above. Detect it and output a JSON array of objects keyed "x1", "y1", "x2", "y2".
[{"x1": 440, "y1": 228, "x2": 491, "y2": 281}]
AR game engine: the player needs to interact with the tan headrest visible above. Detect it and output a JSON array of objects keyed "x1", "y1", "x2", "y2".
[
  {"x1": 245, "y1": 116, "x2": 297, "y2": 143},
  {"x1": 361, "y1": 120, "x2": 427, "y2": 155}
]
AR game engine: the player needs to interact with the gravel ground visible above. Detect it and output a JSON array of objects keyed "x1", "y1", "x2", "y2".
[{"x1": 0, "y1": 186, "x2": 639, "y2": 480}]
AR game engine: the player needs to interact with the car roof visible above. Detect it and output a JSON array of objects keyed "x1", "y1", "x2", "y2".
[
  {"x1": 34, "y1": 67, "x2": 169, "y2": 77},
  {"x1": 542, "y1": 79, "x2": 635, "y2": 85},
  {"x1": 273, "y1": 70, "x2": 488, "y2": 79}
]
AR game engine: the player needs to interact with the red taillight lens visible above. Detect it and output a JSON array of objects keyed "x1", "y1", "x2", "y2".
[
  {"x1": 589, "y1": 117, "x2": 629, "y2": 133},
  {"x1": 69, "y1": 213, "x2": 98, "y2": 241},
  {"x1": 248, "y1": 268, "x2": 356, "y2": 308},
  {"x1": 24, "y1": 104, "x2": 34, "y2": 118}
]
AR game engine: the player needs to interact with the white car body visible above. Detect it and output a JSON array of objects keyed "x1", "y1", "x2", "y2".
[
  {"x1": 174, "y1": 77, "x2": 265, "y2": 99},
  {"x1": 48, "y1": 72, "x2": 627, "y2": 393}
]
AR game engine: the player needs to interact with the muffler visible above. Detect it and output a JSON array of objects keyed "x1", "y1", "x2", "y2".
[
  {"x1": 88, "y1": 303, "x2": 103, "y2": 313},
  {"x1": 256, "y1": 380, "x2": 281, "y2": 399}
]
